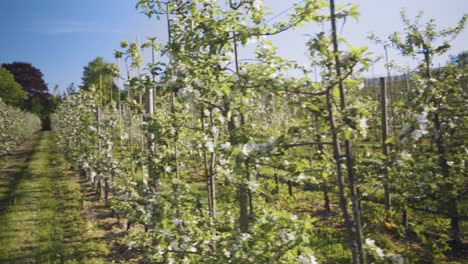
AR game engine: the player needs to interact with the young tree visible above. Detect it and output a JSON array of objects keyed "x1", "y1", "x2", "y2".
[{"x1": 389, "y1": 10, "x2": 467, "y2": 251}]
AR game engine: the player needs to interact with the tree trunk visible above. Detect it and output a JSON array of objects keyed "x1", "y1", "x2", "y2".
[
  {"x1": 329, "y1": 0, "x2": 365, "y2": 262},
  {"x1": 288, "y1": 180, "x2": 293, "y2": 197},
  {"x1": 323, "y1": 186, "x2": 331, "y2": 214},
  {"x1": 274, "y1": 171, "x2": 280, "y2": 196},
  {"x1": 104, "y1": 178, "x2": 109, "y2": 202},
  {"x1": 433, "y1": 113, "x2": 463, "y2": 249},
  {"x1": 325, "y1": 88, "x2": 360, "y2": 264},
  {"x1": 239, "y1": 182, "x2": 249, "y2": 233}
]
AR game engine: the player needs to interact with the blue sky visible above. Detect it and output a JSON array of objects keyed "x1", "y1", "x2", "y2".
[{"x1": 0, "y1": 0, "x2": 466, "y2": 94}]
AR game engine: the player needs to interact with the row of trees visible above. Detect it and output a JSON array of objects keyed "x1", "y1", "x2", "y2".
[
  {"x1": 0, "y1": 98, "x2": 42, "y2": 155},
  {"x1": 53, "y1": 0, "x2": 466, "y2": 263}
]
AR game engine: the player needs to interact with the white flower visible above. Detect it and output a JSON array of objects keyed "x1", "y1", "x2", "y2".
[
  {"x1": 240, "y1": 233, "x2": 251, "y2": 241},
  {"x1": 416, "y1": 112, "x2": 428, "y2": 124},
  {"x1": 166, "y1": 77, "x2": 176, "y2": 86},
  {"x1": 211, "y1": 125, "x2": 218, "y2": 136},
  {"x1": 297, "y1": 255, "x2": 309, "y2": 263},
  {"x1": 394, "y1": 254, "x2": 404, "y2": 264},
  {"x1": 310, "y1": 255, "x2": 318, "y2": 264},
  {"x1": 290, "y1": 215, "x2": 298, "y2": 221},
  {"x1": 177, "y1": 85, "x2": 195, "y2": 100},
  {"x1": 189, "y1": 246, "x2": 197, "y2": 252},
  {"x1": 220, "y1": 142, "x2": 231, "y2": 149},
  {"x1": 252, "y1": 0, "x2": 263, "y2": 11},
  {"x1": 246, "y1": 38, "x2": 258, "y2": 45},
  {"x1": 218, "y1": 115, "x2": 225, "y2": 124},
  {"x1": 447, "y1": 161, "x2": 454, "y2": 166},
  {"x1": 205, "y1": 141, "x2": 215, "y2": 153},
  {"x1": 225, "y1": 51, "x2": 234, "y2": 61},
  {"x1": 172, "y1": 218, "x2": 183, "y2": 226},
  {"x1": 359, "y1": 117, "x2": 368, "y2": 137},
  {"x1": 242, "y1": 142, "x2": 255, "y2": 156},
  {"x1": 193, "y1": 78, "x2": 203, "y2": 87},
  {"x1": 365, "y1": 238, "x2": 386, "y2": 259},
  {"x1": 248, "y1": 180, "x2": 259, "y2": 192},
  {"x1": 169, "y1": 241, "x2": 179, "y2": 250},
  {"x1": 286, "y1": 232, "x2": 296, "y2": 241},
  {"x1": 90, "y1": 171, "x2": 96, "y2": 181},
  {"x1": 278, "y1": 229, "x2": 286, "y2": 241},
  {"x1": 410, "y1": 129, "x2": 428, "y2": 140},
  {"x1": 165, "y1": 166, "x2": 172, "y2": 173},
  {"x1": 365, "y1": 238, "x2": 375, "y2": 247},
  {"x1": 128, "y1": 241, "x2": 136, "y2": 250},
  {"x1": 268, "y1": 137, "x2": 275, "y2": 144},
  {"x1": 297, "y1": 173, "x2": 306, "y2": 182},
  {"x1": 297, "y1": 254, "x2": 318, "y2": 264},
  {"x1": 375, "y1": 247, "x2": 385, "y2": 258},
  {"x1": 401, "y1": 151, "x2": 412, "y2": 159}
]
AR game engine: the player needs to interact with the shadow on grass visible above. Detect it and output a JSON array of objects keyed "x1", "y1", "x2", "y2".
[
  {"x1": 0, "y1": 134, "x2": 41, "y2": 213},
  {"x1": 0, "y1": 132, "x2": 127, "y2": 263}
]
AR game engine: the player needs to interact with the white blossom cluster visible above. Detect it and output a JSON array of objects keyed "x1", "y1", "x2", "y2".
[
  {"x1": 399, "y1": 111, "x2": 429, "y2": 142},
  {"x1": 0, "y1": 98, "x2": 41, "y2": 155},
  {"x1": 365, "y1": 238, "x2": 404, "y2": 263}
]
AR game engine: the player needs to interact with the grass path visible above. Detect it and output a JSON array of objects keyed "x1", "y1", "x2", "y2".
[{"x1": 0, "y1": 132, "x2": 118, "y2": 263}]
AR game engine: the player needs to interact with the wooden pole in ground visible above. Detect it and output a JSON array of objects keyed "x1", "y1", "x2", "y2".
[{"x1": 380, "y1": 77, "x2": 391, "y2": 211}]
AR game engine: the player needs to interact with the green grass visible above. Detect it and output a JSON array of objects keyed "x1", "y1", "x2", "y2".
[{"x1": 0, "y1": 132, "x2": 110, "y2": 263}]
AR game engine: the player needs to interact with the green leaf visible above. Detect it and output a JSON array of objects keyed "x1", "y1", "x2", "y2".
[
  {"x1": 333, "y1": 87, "x2": 340, "y2": 98},
  {"x1": 384, "y1": 136, "x2": 395, "y2": 144},
  {"x1": 321, "y1": 170, "x2": 328, "y2": 179},
  {"x1": 344, "y1": 128, "x2": 352, "y2": 140},
  {"x1": 307, "y1": 103, "x2": 320, "y2": 112}
]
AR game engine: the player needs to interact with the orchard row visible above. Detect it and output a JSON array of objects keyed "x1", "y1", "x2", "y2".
[{"x1": 52, "y1": 1, "x2": 466, "y2": 263}]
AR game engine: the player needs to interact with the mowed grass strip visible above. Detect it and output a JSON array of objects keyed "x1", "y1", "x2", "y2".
[{"x1": 0, "y1": 132, "x2": 109, "y2": 263}]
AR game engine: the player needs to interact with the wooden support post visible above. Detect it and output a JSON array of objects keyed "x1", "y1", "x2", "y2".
[
  {"x1": 145, "y1": 87, "x2": 155, "y2": 186},
  {"x1": 380, "y1": 77, "x2": 391, "y2": 211}
]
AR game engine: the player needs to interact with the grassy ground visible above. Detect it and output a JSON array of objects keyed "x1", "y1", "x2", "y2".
[{"x1": 0, "y1": 132, "x2": 120, "y2": 263}]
